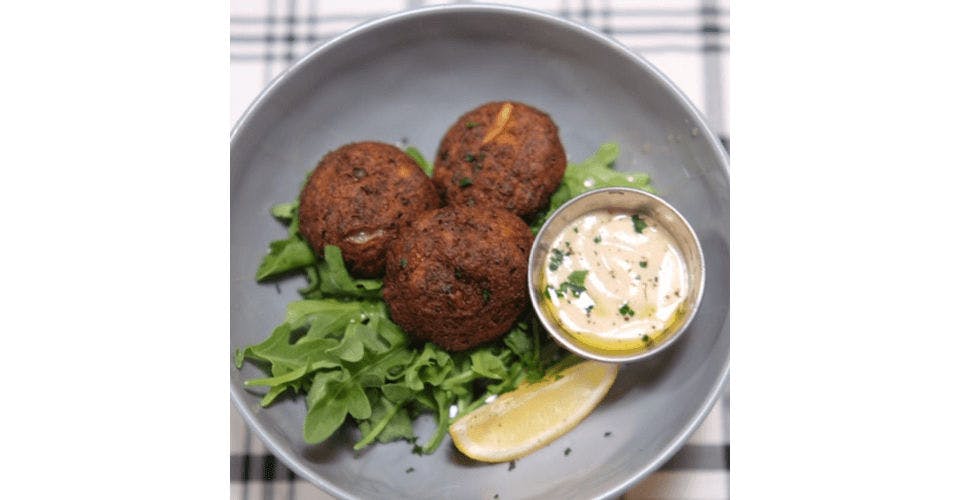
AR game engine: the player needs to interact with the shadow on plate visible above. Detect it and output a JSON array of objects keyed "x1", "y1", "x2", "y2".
[
  {"x1": 604, "y1": 342, "x2": 680, "y2": 407},
  {"x1": 303, "y1": 426, "x2": 356, "y2": 463}
]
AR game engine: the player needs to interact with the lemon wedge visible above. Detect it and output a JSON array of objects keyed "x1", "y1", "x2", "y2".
[{"x1": 449, "y1": 360, "x2": 619, "y2": 462}]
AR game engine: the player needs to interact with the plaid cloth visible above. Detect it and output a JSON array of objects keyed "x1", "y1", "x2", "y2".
[{"x1": 231, "y1": 1, "x2": 729, "y2": 498}]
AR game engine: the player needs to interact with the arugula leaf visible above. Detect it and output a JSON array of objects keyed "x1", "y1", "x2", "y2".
[
  {"x1": 326, "y1": 324, "x2": 366, "y2": 362},
  {"x1": 255, "y1": 202, "x2": 317, "y2": 282},
  {"x1": 259, "y1": 385, "x2": 291, "y2": 407},
  {"x1": 405, "y1": 146, "x2": 433, "y2": 177},
  {"x1": 420, "y1": 388, "x2": 451, "y2": 454},
  {"x1": 256, "y1": 238, "x2": 316, "y2": 282},
  {"x1": 371, "y1": 400, "x2": 414, "y2": 444},
  {"x1": 503, "y1": 321, "x2": 544, "y2": 382},
  {"x1": 504, "y1": 324, "x2": 533, "y2": 360},
  {"x1": 302, "y1": 343, "x2": 417, "y2": 444},
  {"x1": 345, "y1": 348, "x2": 418, "y2": 391},
  {"x1": 316, "y1": 246, "x2": 383, "y2": 299},
  {"x1": 381, "y1": 383, "x2": 414, "y2": 403},
  {"x1": 403, "y1": 343, "x2": 452, "y2": 392},
  {"x1": 356, "y1": 397, "x2": 414, "y2": 450},
  {"x1": 299, "y1": 265, "x2": 321, "y2": 296},
  {"x1": 487, "y1": 362, "x2": 528, "y2": 394},
  {"x1": 238, "y1": 323, "x2": 330, "y2": 374},
  {"x1": 470, "y1": 350, "x2": 509, "y2": 380},
  {"x1": 284, "y1": 299, "x2": 372, "y2": 332},
  {"x1": 304, "y1": 371, "x2": 351, "y2": 443},
  {"x1": 344, "y1": 383, "x2": 372, "y2": 420},
  {"x1": 531, "y1": 143, "x2": 655, "y2": 233},
  {"x1": 270, "y1": 202, "x2": 297, "y2": 222}
]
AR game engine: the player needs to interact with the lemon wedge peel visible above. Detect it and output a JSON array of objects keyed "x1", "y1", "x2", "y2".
[{"x1": 449, "y1": 360, "x2": 619, "y2": 463}]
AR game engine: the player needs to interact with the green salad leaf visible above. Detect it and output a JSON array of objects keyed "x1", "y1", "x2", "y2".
[
  {"x1": 236, "y1": 294, "x2": 551, "y2": 451},
  {"x1": 256, "y1": 238, "x2": 315, "y2": 282},
  {"x1": 239, "y1": 142, "x2": 651, "y2": 455},
  {"x1": 255, "y1": 200, "x2": 313, "y2": 282},
  {"x1": 530, "y1": 142, "x2": 655, "y2": 233},
  {"x1": 405, "y1": 146, "x2": 433, "y2": 177},
  {"x1": 312, "y1": 246, "x2": 382, "y2": 300},
  {"x1": 270, "y1": 202, "x2": 298, "y2": 221}
]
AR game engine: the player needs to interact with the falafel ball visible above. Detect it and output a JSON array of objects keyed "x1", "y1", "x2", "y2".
[
  {"x1": 298, "y1": 141, "x2": 440, "y2": 278},
  {"x1": 432, "y1": 101, "x2": 566, "y2": 220},
  {"x1": 382, "y1": 205, "x2": 534, "y2": 351}
]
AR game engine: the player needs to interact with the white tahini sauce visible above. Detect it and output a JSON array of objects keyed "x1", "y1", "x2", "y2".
[{"x1": 542, "y1": 209, "x2": 688, "y2": 351}]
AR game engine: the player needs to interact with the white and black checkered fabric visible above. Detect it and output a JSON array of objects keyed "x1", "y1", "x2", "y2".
[{"x1": 231, "y1": 1, "x2": 729, "y2": 499}]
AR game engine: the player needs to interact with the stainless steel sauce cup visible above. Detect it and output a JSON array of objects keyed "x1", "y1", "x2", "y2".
[{"x1": 529, "y1": 187, "x2": 705, "y2": 362}]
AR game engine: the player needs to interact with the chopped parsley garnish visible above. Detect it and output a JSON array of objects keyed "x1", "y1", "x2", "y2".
[
  {"x1": 642, "y1": 334, "x2": 651, "y2": 342},
  {"x1": 405, "y1": 467, "x2": 415, "y2": 474},
  {"x1": 454, "y1": 268, "x2": 464, "y2": 279},
  {"x1": 619, "y1": 303, "x2": 636, "y2": 317},
  {"x1": 568, "y1": 270, "x2": 588, "y2": 287},
  {"x1": 564, "y1": 447, "x2": 572, "y2": 456},
  {"x1": 549, "y1": 248, "x2": 564, "y2": 271},
  {"x1": 631, "y1": 214, "x2": 648, "y2": 233},
  {"x1": 458, "y1": 177, "x2": 473, "y2": 187},
  {"x1": 593, "y1": 235, "x2": 602, "y2": 243},
  {"x1": 573, "y1": 226, "x2": 579, "y2": 233},
  {"x1": 482, "y1": 289, "x2": 491, "y2": 303},
  {"x1": 563, "y1": 241, "x2": 573, "y2": 255},
  {"x1": 399, "y1": 258, "x2": 408, "y2": 269},
  {"x1": 556, "y1": 270, "x2": 588, "y2": 298},
  {"x1": 464, "y1": 153, "x2": 476, "y2": 162},
  {"x1": 466, "y1": 121, "x2": 479, "y2": 128},
  {"x1": 639, "y1": 260, "x2": 648, "y2": 268},
  {"x1": 585, "y1": 304, "x2": 594, "y2": 316}
]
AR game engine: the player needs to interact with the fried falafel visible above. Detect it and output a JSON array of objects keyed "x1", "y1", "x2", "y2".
[
  {"x1": 298, "y1": 141, "x2": 440, "y2": 278},
  {"x1": 432, "y1": 101, "x2": 566, "y2": 220},
  {"x1": 382, "y1": 205, "x2": 534, "y2": 351}
]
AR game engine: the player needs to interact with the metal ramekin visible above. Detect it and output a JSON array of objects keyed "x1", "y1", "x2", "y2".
[{"x1": 528, "y1": 187, "x2": 705, "y2": 363}]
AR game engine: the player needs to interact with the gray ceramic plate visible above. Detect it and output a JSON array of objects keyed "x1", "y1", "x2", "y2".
[{"x1": 231, "y1": 5, "x2": 729, "y2": 499}]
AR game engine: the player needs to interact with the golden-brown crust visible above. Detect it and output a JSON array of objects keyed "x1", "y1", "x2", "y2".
[
  {"x1": 298, "y1": 142, "x2": 441, "y2": 278},
  {"x1": 382, "y1": 205, "x2": 534, "y2": 351},
  {"x1": 432, "y1": 101, "x2": 566, "y2": 220}
]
